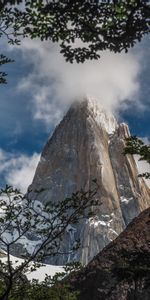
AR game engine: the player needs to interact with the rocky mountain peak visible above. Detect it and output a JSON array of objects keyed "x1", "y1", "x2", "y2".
[
  {"x1": 68, "y1": 97, "x2": 118, "y2": 134},
  {"x1": 27, "y1": 98, "x2": 150, "y2": 265}
]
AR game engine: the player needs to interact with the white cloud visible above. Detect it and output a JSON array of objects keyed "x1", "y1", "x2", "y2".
[
  {"x1": 0, "y1": 149, "x2": 40, "y2": 193},
  {"x1": 15, "y1": 39, "x2": 142, "y2": 127},
  {"x1": 141, "y1": 136, "x2": 150, "y2": 145}
]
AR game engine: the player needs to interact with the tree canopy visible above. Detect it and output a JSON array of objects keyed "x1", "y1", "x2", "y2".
[
  {"x1": 1, "y1": 1, "x2": 150, "y2": 62},
  {"x1": 22, "y1": 0, "x2": 150, "y2": 62},
  {"x1": 0, "y1": 1, "x2": 150, "y2": 81}
]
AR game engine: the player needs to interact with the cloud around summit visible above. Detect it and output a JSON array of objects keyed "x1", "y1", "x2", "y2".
[
  {"x1": 2, "y1": 38, "x2": 149, "y2": 191},
  {"x1": 16, "y1": 39, "x2": 142, "y2": 127}
]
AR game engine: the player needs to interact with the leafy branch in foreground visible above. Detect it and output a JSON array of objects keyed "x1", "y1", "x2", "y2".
[
  {"x1": 1, "y1": 1, "x2": 150, "y2": 81},
  {"x1": 0, "y1": 55, "x2": 13, "y2": 84},
  {"x1": 1, "y1": 1, "x2": 150, "y2": 63},
  {"x1": 0, "y1": 182, "x2": 98, "y2": 300},
  {"x1": 124, "y1": 136, "x2": 150, "y2": 179}
]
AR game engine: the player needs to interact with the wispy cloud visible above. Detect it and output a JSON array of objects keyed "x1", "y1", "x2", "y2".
[
  {"x1": 0, "y1": 149, "x2": 40, "y2": 193},
  {"x1": 15, "y1": 39, "x2": 142, "y2": 127}
]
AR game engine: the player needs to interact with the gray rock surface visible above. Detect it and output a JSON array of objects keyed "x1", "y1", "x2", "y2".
[{"x1": 28, "y1": 98, "x2": 150, "y2": 265}]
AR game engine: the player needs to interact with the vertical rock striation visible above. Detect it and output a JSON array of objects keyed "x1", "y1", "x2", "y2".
[{"x1": 28, "y1": 98, "x2": 150, "y2": 265}]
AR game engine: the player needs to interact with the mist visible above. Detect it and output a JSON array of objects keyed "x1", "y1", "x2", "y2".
[{"x1": 16, "y1": 39, "x2": 142, "y2": 127}]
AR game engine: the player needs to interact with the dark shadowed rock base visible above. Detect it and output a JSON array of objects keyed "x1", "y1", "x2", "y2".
[{"x1": 70, "y1": 207, "x2": 150, "y2": 299}]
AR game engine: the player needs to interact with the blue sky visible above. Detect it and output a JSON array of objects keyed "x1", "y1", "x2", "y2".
[{"x1": 0, "y1": 37, "x2": 150, "y2": 192}]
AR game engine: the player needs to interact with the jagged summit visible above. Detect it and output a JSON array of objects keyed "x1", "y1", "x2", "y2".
[
  {"x1": 28, "y1": 98, "x2": 150, "y2": 265},
  {"x1": 67, "y1": 97, "x2": 118, "y2": 134}
]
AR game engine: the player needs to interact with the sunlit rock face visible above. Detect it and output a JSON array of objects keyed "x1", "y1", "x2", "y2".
[{"x1": 28, "y1": 98, "x2": 150, "y2": 265}]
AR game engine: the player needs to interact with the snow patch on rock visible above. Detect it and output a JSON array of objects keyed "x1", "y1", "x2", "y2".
[
  {"x1": 0, "y1": 250, "x2": 63, "y2": 282},
  {"x1": 120, "y1": 196, "x2": 133, "y2": 204}
]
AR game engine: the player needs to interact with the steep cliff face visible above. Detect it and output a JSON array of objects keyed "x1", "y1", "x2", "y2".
[
  {"x1": 71, "y1": 207, "x2": 150, "y2": 300},
  {"x1": 28, "y1": 98, "x2": 150, "y2": 265}
]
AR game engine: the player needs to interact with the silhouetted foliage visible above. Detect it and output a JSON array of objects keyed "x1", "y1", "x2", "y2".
[
  {"x1": 0, "y1": 261, "x2": 81, "y2": 299},
  {"x1": 124, "y1": 136, "x2": 150, "y2": 179},
  {"x1": 1, "y1": 1, "x2": 150, "y2": 81},
  {"x1": 0, "y1": 55, "x2": 13, "y2": 84},
  {"x1": 0, "y1": 183, "x2": 98, "y2": 300},
  {"x1": 21, "y1": 0, "x2": 150, "y2": 63}
]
